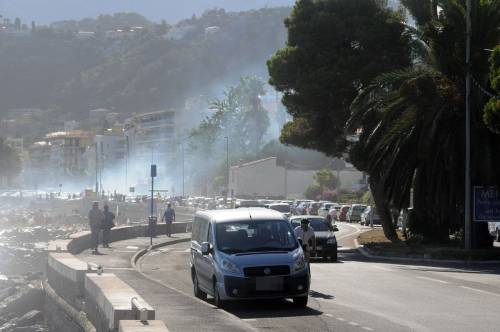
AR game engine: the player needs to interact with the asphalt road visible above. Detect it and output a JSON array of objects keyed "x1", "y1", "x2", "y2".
[{"x1": 138, "y1": 223, "x2": 500, "y2": 332}]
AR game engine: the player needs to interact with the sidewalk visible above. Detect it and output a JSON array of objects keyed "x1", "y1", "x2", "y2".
[{"x1": 76, "y1": 234, "x2": 256, "y2": 332}]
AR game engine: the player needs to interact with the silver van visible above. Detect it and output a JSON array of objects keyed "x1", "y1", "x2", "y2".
[{"x1": 190, "y1": 208, "x2": 310, "y2": 308}]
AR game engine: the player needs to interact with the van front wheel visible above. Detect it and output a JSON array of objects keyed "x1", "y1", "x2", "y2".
[
  {"x1": 193, "y1": 272, "x2": 207, "y2": 300},
  {"x1": 292, "y1": 296, "x2": 308, "y2": 308},
  {"x1": 213, "y1": 281, "x2": 226, "y2": 309}
]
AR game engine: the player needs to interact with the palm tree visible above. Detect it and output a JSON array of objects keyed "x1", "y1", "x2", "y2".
[{"x1": 348, "y1": 0, "x2": 500, "y2": 243}]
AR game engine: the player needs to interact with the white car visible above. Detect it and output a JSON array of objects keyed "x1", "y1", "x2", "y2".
[{"x1": 318, "y1": 203, "x2": 339, "y2": 218}]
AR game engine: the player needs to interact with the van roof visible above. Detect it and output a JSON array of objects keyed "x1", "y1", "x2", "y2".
[{"x1": 196, "y1": 208, "x2": 286, "y2": 223}]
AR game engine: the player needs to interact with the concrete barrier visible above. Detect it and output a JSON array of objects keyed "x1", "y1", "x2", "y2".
[
  {"x1": 67, "y1": 222, "x2": 191, "y2": 254},
  {"x1": 119, "y1": 320, "x2": 169, "y2": 332},
  {"x1": 85, "y1": 274, "x2": 155, "y2": 332},
  {"x1": 47, "y1": 253, "x2": 94, "y2": 307}
]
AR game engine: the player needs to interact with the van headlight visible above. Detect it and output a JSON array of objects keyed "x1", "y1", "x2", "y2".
[
  {"x1": 221, "y1": 259, "x2": 240, "y2": 274},
  {"x1": 292, "y1": 254, "x2": 306, "y2": 272},
  {"x1": 327, "y1": 237, "x2": 337, "y2": 245}
]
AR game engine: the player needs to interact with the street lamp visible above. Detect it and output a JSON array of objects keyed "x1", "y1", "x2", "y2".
[
  {"x1": 464, "y1": 0, "x2": 472, "y2": 250},
  {"x1": 224, "y1": 136, "x2": 229, "y2": 203}
]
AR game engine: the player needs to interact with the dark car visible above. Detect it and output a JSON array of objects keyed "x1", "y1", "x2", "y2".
[{"x1": 290, "y1": 216, "x2": 339, "y2": 261}]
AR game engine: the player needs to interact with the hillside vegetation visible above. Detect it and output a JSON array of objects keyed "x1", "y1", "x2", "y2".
[{"x1": 0, "y1": 8, "x2": 290, "y2": 120}]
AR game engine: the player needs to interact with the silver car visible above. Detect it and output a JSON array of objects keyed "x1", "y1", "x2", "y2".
[{"x1": 190, "y1": 208, "x2": 310, "y2": 308}]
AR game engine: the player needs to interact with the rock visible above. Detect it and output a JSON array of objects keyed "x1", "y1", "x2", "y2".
[
  {"x1": 15, "y1": 310, "x2": 44, "y2": 327},
  {"x1": 0, "y1": 284, "x2": 44, "y2": 316}
]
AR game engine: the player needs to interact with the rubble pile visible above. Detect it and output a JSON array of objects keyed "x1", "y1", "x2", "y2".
[
  {"x1": 0, "y1": 198, "x2": 88, "y2": 332},
  {"x1": 0, "y1": 275, "x2": 46, "y2": 332}
]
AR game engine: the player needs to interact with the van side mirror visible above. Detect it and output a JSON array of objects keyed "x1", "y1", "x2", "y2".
[
  {"x1": 332, "y1": 226, "x2": 339, "y2": 232},
  {"x1": 201, "y1": 242, "x2": 211, "y2": 255}
]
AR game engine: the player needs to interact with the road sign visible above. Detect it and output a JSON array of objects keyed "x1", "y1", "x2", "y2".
[{"x1": 473, "y1": 186, "x2": 500, "y2": 222}]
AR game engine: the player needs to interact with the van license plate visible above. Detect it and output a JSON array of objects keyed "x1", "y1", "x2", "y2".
[{"x1": 256, "y1": 277, "x2": 284, "y2": 291}]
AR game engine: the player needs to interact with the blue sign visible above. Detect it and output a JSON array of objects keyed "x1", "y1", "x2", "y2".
[{"x1": 474, "y1": 186, "x2": 500, "y2": 222}]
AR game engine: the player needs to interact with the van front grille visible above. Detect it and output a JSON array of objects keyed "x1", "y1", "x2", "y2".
[{"x1": 244, "y1": 265, "x2": 290, "y2": 277}]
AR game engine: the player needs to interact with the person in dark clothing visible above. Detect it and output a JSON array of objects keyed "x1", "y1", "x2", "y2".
[
  {"x1": 162, "y1": 203, "x2": 176, "y2": 237},
  {"x1": 88, "y1": 201, "x2": 104, "y2": 254},
  {"x1": 102, "y1": 205, "x2": 115, "y2": 248}
]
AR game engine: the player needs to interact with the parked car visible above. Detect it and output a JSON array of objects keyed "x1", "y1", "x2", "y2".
[
  {"x1": 347, "y1": 204, "x2": 367, "y2": 223},
  {"x1": 318, "y1": 203, "x2": 339, "y2": 218},
  {"x1": 306, "y1": 202, "x2": 322, "y2": 215},
  {"x1": 190, "y1": 208, "x2": 310, "y2": 308},
  {"x1": 360, "y1": 206, "x2": 381, "y2": 226},
  {"x1": 290, "y1": 216, "x2": 339, "y2": 261},
  {"x1": 295, "y1": 201, "x2": 312, "y2": 215},
  {"x1": 267, "y1": 203, "x2": 292, "y2": 218},
  {"x1": 337, "y1": 205, "x2": 351, "y2": 221},
  {"x1": 235, "y1": 199, "x2": 264, "y2": 208}
]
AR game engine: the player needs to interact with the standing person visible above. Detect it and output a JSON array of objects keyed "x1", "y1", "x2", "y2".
[
  {"x1": 162, "y1": 203, "x2": 176, "y2": 237},
  {"x1": 294, "y1": 218, "x2": 316, "y2": 263},
  {"x1": 88, "y1": 202, "x2": 104, "y2": 255},
  {"x1": 102, "y1": 204, "x2": 115, "y2": 248}
]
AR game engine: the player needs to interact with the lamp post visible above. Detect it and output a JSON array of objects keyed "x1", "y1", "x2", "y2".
[
  {"x1": 224, "y1": 136, "x2": 229, "y2": 203},
  {"x1": 464, "y1": 0, "x2": 472, "y2": 250}
]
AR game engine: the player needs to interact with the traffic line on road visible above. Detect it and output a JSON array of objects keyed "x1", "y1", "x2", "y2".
[
  {"x1": 336, "y1": 317, "x2": 346, "y2": 322},
  {"x1": 348, "y1": 321, "x2": 360, "y2": 327},
  {"x1": 324, "y1": 313, "x2": 333, "y2": 318},
  {"x1": 242, "y1": 319, "x2": 257, "y2": 322},
  {"x1": 362, "y1": 327, "x2": 374, "y2": 331},
  {"x1": 372, "y1": 265, "x2": 393, "y2": 272},
  {"x1": 460, "y1": 286, "x2": 500, "y2": 297},
  {"x1": 416, "y1": 276, "x2": 449, "y2": 284}
]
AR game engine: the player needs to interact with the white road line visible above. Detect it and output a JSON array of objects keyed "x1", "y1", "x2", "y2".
[
  {"x1": 416, "y1": 276, "x2": 449, "y2": 284},
  {"x1": 372, "y1": 265, "x2": 393, "y2": 272},
  {"x1": 324, "y1": 313, "x2": 333, "y2": 317},
  {"x1": 348, "y1": 321, "x2": 360, "y2": 327},
  {"x1": 362, "y1": 327, "x2": 374, "y2": 331},
  {"x1": 460, "y1": 286, "x2": 500, "y2": 297},
  {"x1": 336, "y1": 317, "x2": 346, "y2": 322},
  {"x1": 242, "y1": 319, "x2": 257, "y2": 322}
]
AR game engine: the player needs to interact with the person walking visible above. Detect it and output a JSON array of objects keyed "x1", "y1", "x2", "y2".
[
  {"x1": 88, "y1": 201, "x2": 104, "y2": 255},
  {"x1": 102, "y1": 204, "x2": 115, "y2": 248},
  {"x1": 162, "y1": 203, "x2": 176, "y2": 237}
]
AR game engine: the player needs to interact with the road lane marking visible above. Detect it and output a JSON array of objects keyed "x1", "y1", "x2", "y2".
[
  {"x1": 460, "y1": 286, "x2": 500, "y2": 297},
  {"x1": 348, "y1": 321, "x2": 360, "y2": 326},
  {"x1": 362, "y1": 327, "x2": 374, "y2": 331},
  {"x1": 336, "y1": 317, "x2": 346, "y2": 322},
  {"x1": 372, "y1": 265, "x2": 393, "y2": 272},
  {"x1": 416, "y1": 276, "x2": 449, "y2": 284},
  {"x1": 324, "y1": 313, "x2": 333, "y2": 317},
  {"x1": 242, "y1": 319, "x2": 257, "y2": 322}
]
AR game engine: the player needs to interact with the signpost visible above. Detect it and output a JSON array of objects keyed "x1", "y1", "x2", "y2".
[
  {"x1": 148, "y1": 165, "x2": 157, "y2": 246},
  {"x1": 473, "y1": 186, "x2": 500, "y2": 222}
]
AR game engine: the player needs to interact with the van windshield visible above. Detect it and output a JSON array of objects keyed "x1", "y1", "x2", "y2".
[{"x1": 216, "y1": 220, "x2": 298, "y2": 254}]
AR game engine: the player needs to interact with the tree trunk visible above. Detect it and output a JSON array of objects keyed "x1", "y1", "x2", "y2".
[{"x1": 370, "y1": 180, "x2": 399, "y2": 242}]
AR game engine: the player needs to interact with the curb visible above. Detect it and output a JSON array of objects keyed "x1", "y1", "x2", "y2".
[
  {"x1": 354, "y1": 238, "x2": 500, "y2": 265},
  {"x1": 131, "y1": 236, "x2": 191, "y2": 269}
]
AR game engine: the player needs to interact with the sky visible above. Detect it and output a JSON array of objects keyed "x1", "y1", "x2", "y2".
[{"x1": 0, "y1": 0, "x2": 296, "y2": 24}]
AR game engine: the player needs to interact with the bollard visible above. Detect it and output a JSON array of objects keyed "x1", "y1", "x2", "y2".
[
  {"x1": 131, "y1": 297, "x2": 148, "y2": 322},
  {"x1": 87, "y1": 262, "x2": 104, "y2": 275}
]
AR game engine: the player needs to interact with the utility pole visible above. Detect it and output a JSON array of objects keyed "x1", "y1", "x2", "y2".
[
  {"x1": 464, "y1": 0, "x2": 472, "y2": 250},
  {"x1": 95, "y1": 142, "x2": 99, "y2": 196},
  {"x1": 225, "y1": 136, "x2": 229, "y2": 203},
  {"x1": 100, "y1": 141, "x2": 104, "y2": 196},
  {"x1": 149, "y1": 164, "x2": 157, "y2": 246},
  {"x1": 181, "y1": 142, "x2": 185, "y2": 197}
]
